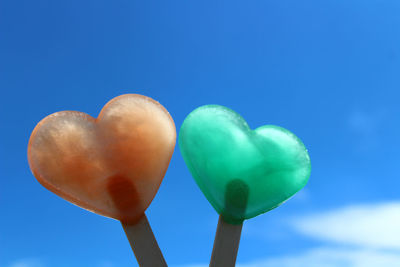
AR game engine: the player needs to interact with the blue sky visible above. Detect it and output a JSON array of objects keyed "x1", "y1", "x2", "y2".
[{"x1": 1, "y1": 0, "x2": 400, "y2": 266}]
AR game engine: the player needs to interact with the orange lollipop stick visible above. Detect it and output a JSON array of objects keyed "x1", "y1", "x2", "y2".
[{"x1": 28, "y1": 94, "x2": 175, "y2": 266}]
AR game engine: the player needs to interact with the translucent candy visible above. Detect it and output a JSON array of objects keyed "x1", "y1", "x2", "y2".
[
  {"x1": 179, "y1": 105, "x2": 311, "y2": 224},
  {"x1": 28, "y1": 94, "x2": 176, "y2": 224}
]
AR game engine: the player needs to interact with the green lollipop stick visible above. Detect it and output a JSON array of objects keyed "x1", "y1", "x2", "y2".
[{"x1": 179, "y1": 105, "x2": 311, "y2": 266}]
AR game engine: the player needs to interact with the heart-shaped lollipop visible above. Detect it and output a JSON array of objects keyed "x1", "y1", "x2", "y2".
[
  {"x1": 179, "y1": 105, "x2": 311, "y2": 224},
  {"x1": 28, "y1": 94, "x2": 176, "y2": 224},
  {"x1": 180, "y1": 105, "x2": 311, "y2": 266}
]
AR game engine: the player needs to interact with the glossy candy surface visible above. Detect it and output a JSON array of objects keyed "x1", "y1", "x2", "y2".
[
  {"x1": 28, "y1": 94, "x2": 176, "y2": 224},
  {"x1": 179, "y1": 105, "x2": 311, "y2": 224}
]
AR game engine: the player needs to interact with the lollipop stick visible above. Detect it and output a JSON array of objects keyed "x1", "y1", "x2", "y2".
[
  {"x1": 210, "y1": 216, "x2": 243, "y2": 267},
  {"x1": 122, "y1": 214, "x2": 168, "y2": 267},
  {"x1": 209, "y1": 179, "x2": 249, "y2": 267}
]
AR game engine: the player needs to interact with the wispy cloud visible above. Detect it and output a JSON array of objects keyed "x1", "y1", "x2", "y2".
[
  {"x1": 8, "y1": 259, "x2": 115, "y2": 267},
  {"x1": 348, "y1": 109, "x2": 387, "y2": 150},
  {"x1": 348, "y1": 110, "x2": 378, "y2": 135},
  {"x1": 292, "y1": 201, "x2": 400, "y2": 250},
  {"x1": 96, "y1": 261, "x2": 116, "y2": 267},
  {"x1": 8, "y1": 259, "x2": 44, "y2": 267}
]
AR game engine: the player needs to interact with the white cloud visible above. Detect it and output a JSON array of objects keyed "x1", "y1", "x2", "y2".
[
  {"x1": 178, "y1": 201, "x2": 400, "y2": 267},
  {"x1": 292, "y1": 202, "x2": 400, "y2": 250},
  {"x1": 238, "y1": 247, "x2": 400, "y2": 267},
  {"x1": 176, "y1": 247, "x2": 400, "y2": 267},
  {"x1": 8, "y1": 259, "x2": 44, "y2": 267},
  {"x1": 176, "y1": 246, "x2": 400, "y2": 267}
]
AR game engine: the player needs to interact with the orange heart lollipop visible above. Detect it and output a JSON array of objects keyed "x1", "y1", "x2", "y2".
[{"x1": 28, "y1": 94, "x2": 175, "y2": 266}]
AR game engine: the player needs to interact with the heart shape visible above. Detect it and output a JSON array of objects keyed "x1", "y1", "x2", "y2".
[
  {"x1": 28, "y1": 94, "x2": 176, "y2": 224},
  {"x1": 179, "y1": 105, "x2": 311, "y2": 224}
]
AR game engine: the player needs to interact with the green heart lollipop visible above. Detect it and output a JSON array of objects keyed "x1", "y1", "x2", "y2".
[{"x1": 179, "y1": 105, "x2": 311, "y2": 224}]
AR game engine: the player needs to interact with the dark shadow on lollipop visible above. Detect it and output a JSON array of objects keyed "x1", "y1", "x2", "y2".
[
  {"x1": 223, "y1": 178, "x2": 250, "y2": 223},
  {"x1": 107, "y1": 174, "x2": 140, "y2": 224}
]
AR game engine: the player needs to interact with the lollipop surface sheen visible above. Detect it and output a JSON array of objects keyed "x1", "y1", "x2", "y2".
[{"x1": 28, "y1": 94, "x2": 176, "y2": 224}]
